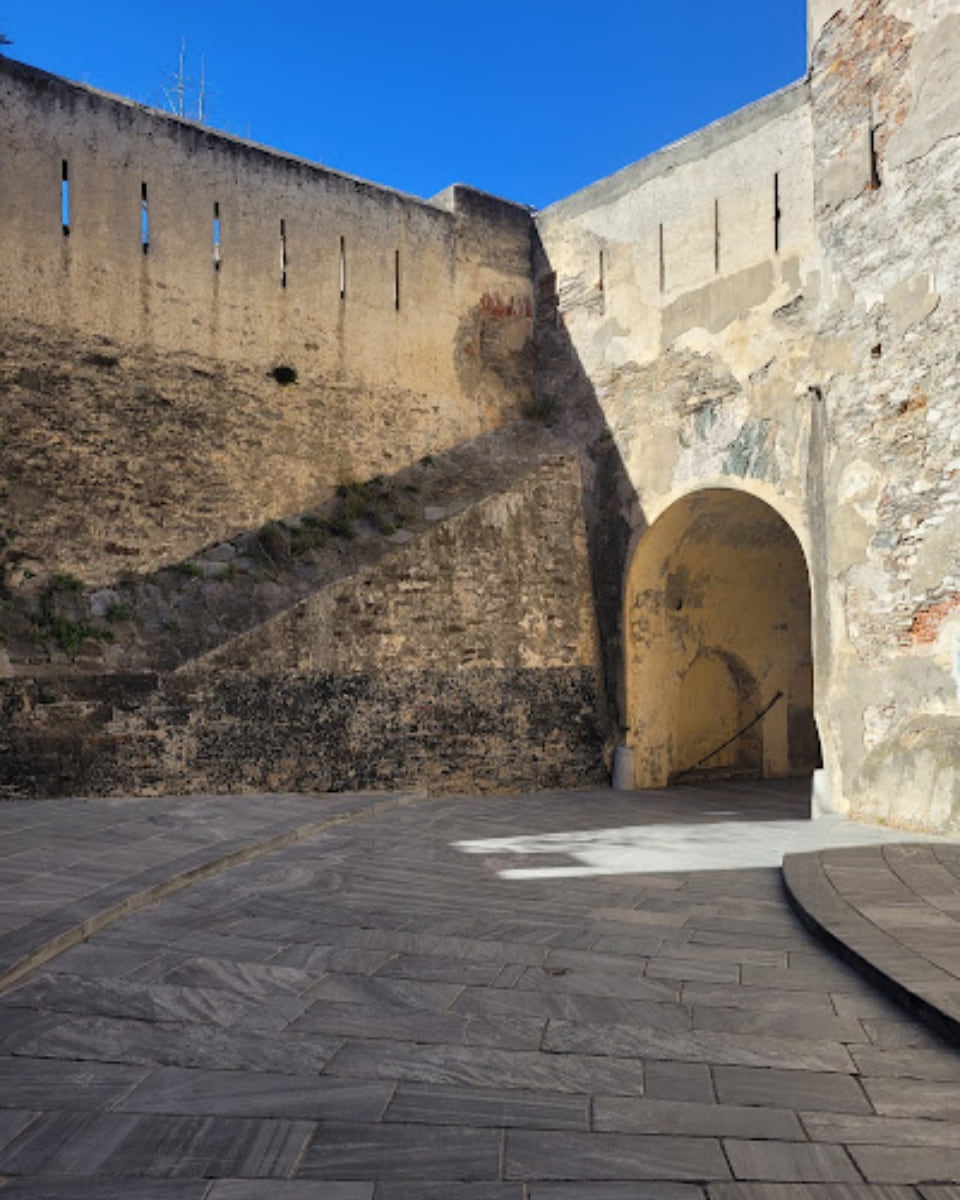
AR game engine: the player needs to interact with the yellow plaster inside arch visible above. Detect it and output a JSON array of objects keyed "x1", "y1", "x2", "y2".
[{"x1": 624, "y1": 486, "x2": 820, "y2": 789}]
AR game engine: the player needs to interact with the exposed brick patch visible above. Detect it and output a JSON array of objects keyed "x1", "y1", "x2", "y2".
[
  {"x1": 906, "y1": 594, "x2": 960, "y2": 647},
  {"x1": 479, "y1": 293, "x2": 533, "y2": 319},
  {"x1": 813, "y1": 0, "x2": 914, "y2": 162}
]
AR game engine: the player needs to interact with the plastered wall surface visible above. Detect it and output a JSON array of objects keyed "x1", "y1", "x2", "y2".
[
  {"x1": 624, "y1": 490, "x2": 817, "y2": 788},
  {"x1": 535, "y1": 83, "x2": 818, "y2": 522}
]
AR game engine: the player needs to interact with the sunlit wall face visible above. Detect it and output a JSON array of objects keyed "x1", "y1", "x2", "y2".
[{"x1": 624, "y1": 489, "x2": 819, "y2": 789}]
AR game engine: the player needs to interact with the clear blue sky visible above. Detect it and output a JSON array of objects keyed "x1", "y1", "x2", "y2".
[{"x1": 2, "y1": 1, "x2": 807, "y2": 210}]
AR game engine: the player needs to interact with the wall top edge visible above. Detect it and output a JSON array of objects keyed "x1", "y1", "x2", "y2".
[
  {"x1": 0, "y1": 55, "x2": 529, "y2": 222},
  {"x1": 535, "y1": 79, "x2": 811, "y2": 225}
]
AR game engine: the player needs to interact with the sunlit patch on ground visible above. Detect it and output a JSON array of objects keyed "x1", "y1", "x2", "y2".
[{"x1": 454, "y1": 815, "x2": 936, "y2": 879}]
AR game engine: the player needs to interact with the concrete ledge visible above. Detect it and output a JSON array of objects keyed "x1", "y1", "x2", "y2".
[
  {"x1": 782, "y1": 842, "x2": 960, "y2": 1047},
  {"x1": 0, "y1": 791, "x2": 426, "y2": 994}
]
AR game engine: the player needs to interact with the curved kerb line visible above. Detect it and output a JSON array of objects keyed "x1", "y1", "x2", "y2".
[
  {"x1": 781, "y1": 853, "x2": 960, "y2": 1050},
  {"x1": 0, "y1": 791, "x2": 429, "y2": 996}
]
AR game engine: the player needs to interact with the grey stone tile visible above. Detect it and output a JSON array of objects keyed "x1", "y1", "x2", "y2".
[
  {"x1": 518, "y1": 966, "x2": 678, "y2": 1003},
  {"x1": 151, "y1": 931, "x2": 290, "y2": 964},
  {"x1": 290, "y1": 999, "x2": 544, "y2": 1049},
  {"x1": 0, "y1": 1056, "x2": 148, "y2": 1110},
  {"x1": 504, "y1": 1129, "x2": 729, "y2": 1181},
  {"x1": 541, "y1": 947, "x2": 655, "y2": 974},
  {"x1": 594, "y1": 1097, "x2": 803, "y2": 1139},
  {"x1": 160, "y1": 957, "x2": 319, "y2": 999},
  {"x1": 850, "y1": 1046, "x2": 960, "y2": 1081},
  {"x1": 642, "y1": 1062, "x2": 715, "y2": 1104},
  {"x1": 374, "y1": 953, "x2": 503, "y2": 987},
  {"x1": 116, "y1": 1066, "x2": 391, "y2": 1121},
  {"x1": 49, "y1": 943, "x2": 170, "y2": 978},
  {"x1": 542, "y1": 1021, "x2": 853, "y2": 1071},
  {"x1": 225, "y1": 995, "x2": 317, "y2": 1032},
  {"x1": 3, "y1": 1011, "x2": 343, "y2": 1074},
  {"x1": 1, "y1": 973, "x2": 265, "y2": 1028},
  {"x1": 43, "y1": 1113, "x2": 314, "y2": 1178},
  {"x1": 645, "y1": 958, "x2": 740, "y2": 985},
  {"x1": 707, "y1": 1185, "x2": 917, "y2": 1199},
  {"x1": 0, "y1": 1110, "x2": 39, "y2": 1152},
  {"x1": 208, "y1": 1183, "x2": 373, "y2": 1199},
  {"x1": 724, "y1": 1140, "x2": 860, "y2": 1182},
  {"x1": 850, "y1": 1145, "x2": 960, "y2": 1185},
  {"x1": 384, "y1": 1082, "x2": 588, "y2": 1129},
  {"x1": 326, "y1": 1039, "x2": 646, "y2": 1095},
  {"x1": 681, "y1": 984, "x2": 836, "y2": 1014},
  {"x1": 269, "y1": 944, "x2": 395, "y2": 974},
  {"x1": 920, "y1": 1188, "x2": 960, "y2": 1200},
  {"x1": 688, "y1": 928, "x2": 813, "y2": 953},
  {"x1": 800, "y1": 1111, "x2": 960, "y2": 1147},
  {"x1": 593, "y1": 934, "x2": 676, "y2": 958},
  {"x1": 374, "y1": 1187, "x2": 522, "y2": 1200},
  {"x1": 830, "y1": 992, "x2": 910, "y2": 1021},
  {"x1": 295, "y1": 1122, "x2": 500, "y2": 1181},
  {"x1": 493, "y1": 962, "x2": 527, "y2": 987},
  {"x1": 589, "y1": 906, "x2": 694, "y2": 928},
  {"x1": 712, "y1": 1067, "x2": 872, "y2": 1114},
  {"x1": 453, "y1": 984, "x2": 691, "y2": 1031},
  {"x1": 863, "y1": 1078, "x2": 960, "y2": 1120},
  {"x1": 739, "y1": 963, "x2": 875, "y2": 993},
  {"x1": 691, "y1": 1006, "x2": 865, "y2": 1044},
  {"x1": 0, "y1": 1183, "x2": 209, "y2": 1198},
  {"x1": 657, "y1": 941, "x2": 788, "y2": 968},
  {"x1": 0, "y1": 1110, "x2": 97, "y2": 1175},
  {"x1": 305, "y1": 974, "x2": 463, "y2": 1011},
  {"x1": 529, "y1": 1187, "x2": 706, "y2": 1199}
]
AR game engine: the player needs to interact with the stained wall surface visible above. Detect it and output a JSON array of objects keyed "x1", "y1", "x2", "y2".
[
  {"x1": 0, "y1": 458, "x2": 607, "y2": 798},
  {"x1": 536, "y1": 0, "x2": 960, "y2": 829},
  {"x1": 0, "y1": 60, "x2": 534, "y2": 584},
  {"x1": 624, "y1": 490, "x2": 817, "y2": 788},
  {"x1": 3, "y1": 0, "x2": 960, "y2": 827}
]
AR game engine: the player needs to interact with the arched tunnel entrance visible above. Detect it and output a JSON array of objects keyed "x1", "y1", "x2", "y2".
[{"x1": 624, "y1": 488, "x2": 821, "y2": 789}]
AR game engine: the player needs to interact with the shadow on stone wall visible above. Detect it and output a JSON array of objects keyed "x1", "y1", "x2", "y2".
[{"x1": 531, "y1": 228, "x2": 647, "y2": 743}]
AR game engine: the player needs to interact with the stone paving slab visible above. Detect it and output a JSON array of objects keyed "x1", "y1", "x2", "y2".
[
  {"x1": 0, "y1": 780, "x2": 958, "y2": 1194},
  {"x1": 783, "y1": 843, "x2": 960, "y2": 1047},
  {"x1": 0, "y1": 791, "x2": 424, "y2": 992}
]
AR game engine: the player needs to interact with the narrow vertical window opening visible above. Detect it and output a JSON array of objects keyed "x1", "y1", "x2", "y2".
[
  {"x1": 280, "y1": 219, "x2": 288, "y2": 288},
  {"x1": 714, "y1": 199, "x2": 721, "y2": 274},
  {"x1": 140, "y1": 182, "x2": 150, "y2": 254},
  {"x1": 869, "y1": 125, "x2": 882, "y2": 190},
  {"x1": 598, "y1": 248, "x2": 606, "y2": 315},
  {"x1": 339, "y1": 236, "x2": 346, "y2": 300},
  {"x1": 774, "y1": 173, "x2": 782, "y2": 255},
  {"x1": 394, "y1": 249, "x2": 400, "y2": 311},
  {"x1": 658, "y1": 223, "x2": 666, "y2": 294},
  {"x1": 212, "y1": 201, "x2": 222, "y2": 270},
  {"x1": 61, "y1": 160, "x2": 70, "y2": 237}
]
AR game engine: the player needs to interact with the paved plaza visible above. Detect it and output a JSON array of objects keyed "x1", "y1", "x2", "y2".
[{"x1": 0, "y1": 781, "x2": 959, "y2": 1197}]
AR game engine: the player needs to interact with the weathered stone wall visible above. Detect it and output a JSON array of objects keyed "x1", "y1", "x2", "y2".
[
  {"x1": 624, "y1": 490, "x2": 817, "y2": 788},
  {"x1": 0, "y1": 457, "x2": 607, "y2": 797},
  {"x1": 535, "y1": 0, "x2": 960, "y2": 830},
  {"x1": 4, "y1": 1, "x2": 960, "y2": 826},
  {"x1": 0, "y1": 59, "x2": 534, "y2": 585},
  {"x1": 808, "y1": 0, "x2": 960, "y2": 829},
  {"x1": 534, "y1": 82, "x2": 823, "y2": 789}
]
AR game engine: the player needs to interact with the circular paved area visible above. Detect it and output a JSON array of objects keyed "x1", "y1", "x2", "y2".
[{"x1": 0, "y1": 784, "x2": 959, "y2": 1197}]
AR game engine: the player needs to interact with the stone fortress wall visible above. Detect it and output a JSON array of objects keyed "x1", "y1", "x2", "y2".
[
  {"x1": 0, "y1": 57, "x2": 535, "y2": 583},
  {"x1": 3, "y1": 0, "x2": 960, "y2": 829}
]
